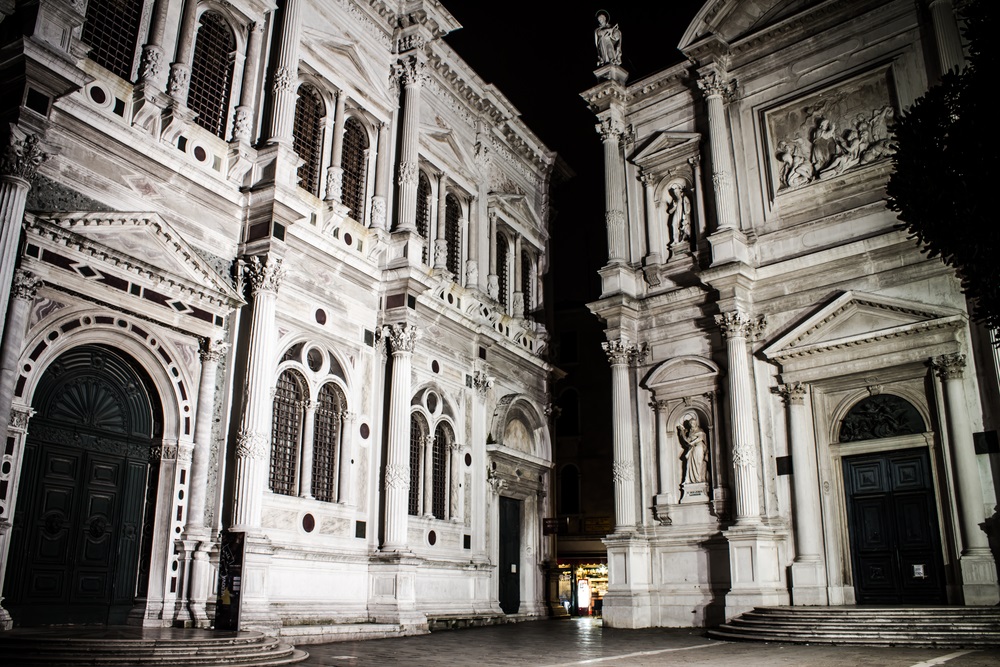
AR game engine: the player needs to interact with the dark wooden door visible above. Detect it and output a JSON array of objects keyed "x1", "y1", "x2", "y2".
[
  {"x1": 843, "y1": 448, "x2": 946, "y2": 604},
  {"x1": 498, "y1": 496, "x2": 521, "y2": 614}
]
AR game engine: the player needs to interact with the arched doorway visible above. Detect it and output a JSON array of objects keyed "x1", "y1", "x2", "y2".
[{"x1": 4, "y1": 345, "x2": 162, "y2": 626}]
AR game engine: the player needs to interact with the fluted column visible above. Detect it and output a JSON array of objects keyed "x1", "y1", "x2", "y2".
[
  {"x1": 232, "y1": 21, "x2": 265, "y2": 143},
  {"x1": 640, "y1": 171, "x2": 662, "y2": 265},
  {"x1": 370, "y1": 122, "x2": 390, "y2": 230},
  {"x1": 1, "y1": 132, "x2": 46, "y2": 322},
  {"x1": 231, "y1": 256, "x2": 284, "y2": 531},
  {"x1": 602, "y1": 338, "x2": 640, "y2": 530},
  {"x1": 717, "y1": 310, "x2": 765, "y2": 523},
  {"x1": 383, "y1": 323, "x2": 418, "y2": 550},
  {"x1": 776, "y1": 383, "x2": 822, "y2": 558},
  {"x1": 186, "y1": 339, "x2": 227, "y2": 531},
  {"x1": 0, "y1": 270, "x2": 41, "y2": 455},
  {"x1": 298, "y1": 401, "x2": 317, "y2": 498},
  {"x1": 325, "y1": 91, "x2": 348, "y2": 202},
  {"x1": 928, "y1": 0, "x2": 965, "y2": 75},
  {"x1": 933, "y1": 354, "x2": 989, "y2": 551},
  {"x1": 434, "y1": 173, "x2": 448, "y2": 268},
  {"x1": 697, "y1": 66, "x2": 739, "y2": 232},
  {"x1": 167, "y1": 0, "x2": 200, "y2": 103},
  {"x1": 267, "y1": 0, "x2": 303, "y2": 145},
  {"x1": 338, "y1": 412, "x2": 354, "y2": 503},
  {"x1": 598, "y1": 115, "x2": 627, "y2": 263},
  {"x1": 394, "y1": 57, "x2": 425, "y2": 232}
]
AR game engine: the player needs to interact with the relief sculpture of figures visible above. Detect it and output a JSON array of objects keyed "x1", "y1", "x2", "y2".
[
  {"x1": 595, "y1": 11, "x2": 622, "y2": 67},
  {"x1": 678, "y1": 413, "x2": 708, "y2": 485},
  {"x1": 666, "y1": 183, "x2": 692, "y2": 246}
]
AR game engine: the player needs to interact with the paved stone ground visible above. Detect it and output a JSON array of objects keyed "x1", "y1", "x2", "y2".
[{"x1": 297, "y1": 617, "x2": 1000, "y2": 667}]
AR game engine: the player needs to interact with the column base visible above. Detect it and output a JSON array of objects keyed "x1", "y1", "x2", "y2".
[
  {"x1": 789, "y1": 558, "x2": 829, "y2": 606},
  {"x1": 367, "y1": 553, "x2": 429, "y2": 633},
  {"x1": 707, "y1": 227, "x2": 751, "y2": 266},
  {"x1": 724, "y1": 524, "x2": 789, "y2": 619},
  {"x1": 234, "y1": 534, "x2": 281, "y2": 633},
  {"x1": 598, "y1": 263, "x2": 642, "y2": 299},
  {"x1": 0, "y1": 600, "x2": 11, "y2": 631},
  {"x1": 959, "y1": 549, "x2": 1000, "y2": 605},
  {"x1": 601, "y1": 533, "x2": 653, "y2": 628}
]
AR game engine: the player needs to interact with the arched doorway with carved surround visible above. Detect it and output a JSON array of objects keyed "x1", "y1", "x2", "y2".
[{"x1": 4, "y1": 344, "x2": 163, "y2": 626}]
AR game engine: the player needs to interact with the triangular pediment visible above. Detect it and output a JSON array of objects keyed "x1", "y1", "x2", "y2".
[
  {"x1": 630, "y1": 131, "x2": 700, "y2": 169},
  {"x1": 763, "y1": 291, "x2": 965, "y2": 362},
  {"x1": 301, "y1": 29, "x2": 391, "y2": 106},
  {"x1": 489, "y1": 193, "x2": 540, "y2": 230},
  {"x1": 28, "y1": 211, "x2": 242, "y2": 306},
  {"x1": 680, "y1": 0, "x2": 824, "y2": 50},
  {"x1": 424, "y1": 123, "x2": 475, "y2": 174}
]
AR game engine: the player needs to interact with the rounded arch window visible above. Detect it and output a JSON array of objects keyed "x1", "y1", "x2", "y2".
[
  {"x1": 342, "y1": 117, "x2": 369, "y2": 221},
  {"x1": 838, "y1": 394, "x2": 925, "y2": 442},
  {"x1": 270, "y1": 369, "x2": 307, "y2": 495}
]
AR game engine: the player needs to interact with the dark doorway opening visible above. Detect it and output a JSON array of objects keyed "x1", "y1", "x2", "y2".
[
  {"x1": 843, "y1": 447, "x2": 947, "y2": 604},
  {"x1": 498, "y1": 496, "x2": 521, "y2": 614},
  {"x1": 4, "y1": 345, "x2": 162, "y2": 626}
]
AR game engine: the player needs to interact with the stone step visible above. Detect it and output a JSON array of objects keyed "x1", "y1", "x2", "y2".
[
  {"x1": 0, "y1": 629, "x2": 309, "y2": 666},
  {"x1": 708, "y1": 628, "x2": 1000, "y2": 648}
]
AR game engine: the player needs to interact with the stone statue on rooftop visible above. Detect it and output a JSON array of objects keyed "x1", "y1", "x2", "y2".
[{"x1": 595, "y1": 11, "x2": 622, "y2": 67}]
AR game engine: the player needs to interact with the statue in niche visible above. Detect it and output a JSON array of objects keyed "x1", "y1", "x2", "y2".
[
  {"x1": 665, "y1": 183, "x2": 692, "y2": 246},
  {"x1": 678, "y1": 413, "x2": 709, "y2": 485},
  {"x1": 595, "y1": 11, "x2": 622, "y2": 67}
]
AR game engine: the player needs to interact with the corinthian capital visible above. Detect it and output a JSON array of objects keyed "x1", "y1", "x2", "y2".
[
  {"x1": 596, "y1": 116, "x2": 625, "y2": 143},
  {"x1": 12, "y1": 269, "x2": 42, "y2": 301},
  {"x1": 602, "y1": 338, "x2": 641, "y2": 366},
  {"x1": 716, "y1": 310, "x2": 766, "y2": 340},
  {"x1": 773, "y1": 381, "x2": 807, "y2": 405},
  {"x1": 384, "y1": 323, "x2": 419, "y2": 354},
  {"x1": 2, "y1": 129, "x2": 49, "y2": 181},
  {"x1": 199, "y1": 337, "x2": 230, "y2": 363},
  {"x1": 932, "y1": 353, "x2": 966, "y2": 380},
  {"x1": 243, "y1": 255, "x2": 285, "y2": 296},
  {"x1": 696, "y1": 66, "x2": 737, "y2": 101}
]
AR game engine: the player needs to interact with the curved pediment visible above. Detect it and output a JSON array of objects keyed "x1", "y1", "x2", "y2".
[
  {"x1": 679, "y1": 0, "x2": 823, "y2": 50},
  {"x1": 642, "y1": 356, "x2": 720, "y2": 397}
]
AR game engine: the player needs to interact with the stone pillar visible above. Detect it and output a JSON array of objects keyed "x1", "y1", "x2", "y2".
[
  {"x1": 0, "y1": 404, "x2": 34, "y2": 629},
  {"x1": 652, "y1": 400, "x2": 679, "y2": 510},
  {"x1": 640, "y1": 171, "x2": 662, "y2": 266},
  {"x1": 266, "y1": 0, "x2": 303, "y2": 146},
  {"x1": 180, "y1": 337, "x2": 227, "y2": 627},
  {"x1": 932, "y1": 353, "x2": 1000, "y2": 604},
  {"x1": 231, "y1": 256, "x2": 284, "y2": 531},
  {"x1": 298, "y1": 401, "x2": 317, "y2": 498},
  {"x1": 716, "y1": 310, "x2": 764, "y2": 523},
  {"x1": 232, "y1": 21, "x2": 265, "y2": 144},
  {"x1": 325, "y1": 91, "x2": 348, "y2": 203},
  {"x1": 0, "y1": 270, "x2": 41, "y2": 452},
  {"x1": 472, "y1": 370, "x2": 493, "y2": 552},
  {"x1": 927, "y1": 0, "x2": 965, "y2": 75},
  {"x1": 382, "y1": 323, "x2": 418, "y2": 550},
  {"x1": 167, "y1": 0, "x2": 200, "y2": 104},
  {"x1": 775, "y1": 381, "x2": 828, "y2": 605},
  {"x1": 487, "y1": 212, "x2": 499, "y2": 301},
  {"x1": 448, "y1": 441, "x2": 460, "y2": 521},
  {"x1": 422, "y1": 433, "x2": 434, "y2": 518},
  {"x1": 602, "y1": 338, "x2": 639, "y2": 531},
  {"x1": 394, "y1": 57, "x2": 424, "y2": 232},
  {"x1": 338, "y1": 412, "x2": 354, "y2": 504},
  {"x1": 434, "y1": 173, "x2": 448, "y2": 269},
  {"x1": 598, "y1": 115, "x2": 627, "y2": 263},
  {"x1": 512, "y1": 235, "x2": 524, "y2": 318},
  {"x1": 370, "y1": 121, "x2": 390, "y2": 230},
  {"x1": 1, "y1": 132, "x2": 46, "y2": 322},
  {"x1": 132, "y1": 0, "x2": 170, "y2": 131}
]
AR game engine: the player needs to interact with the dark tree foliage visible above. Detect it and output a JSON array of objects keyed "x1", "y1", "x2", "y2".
[{"x1": 886, "y1": 0, "x2": 999, "y2": 330}]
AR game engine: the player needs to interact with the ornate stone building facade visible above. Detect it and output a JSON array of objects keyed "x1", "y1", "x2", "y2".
[
  {"x1": 585, "y1": 0, "x2": 1000, "y2": 627},
  {"x1": 0, "y1": 0, "x2": 555, "y2": 638}
]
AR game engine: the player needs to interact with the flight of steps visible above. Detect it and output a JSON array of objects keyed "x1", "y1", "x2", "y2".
[
  {"x1": 0, "y1": 628, "x2": 309, "y2": 665},
  {"x1": 709, "y1": 606, "x2": 1000, "y2": 647}
]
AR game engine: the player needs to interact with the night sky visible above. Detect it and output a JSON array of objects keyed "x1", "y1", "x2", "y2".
[{"x1": 444, "y1": 2, "x2": 707, "y2": 306}]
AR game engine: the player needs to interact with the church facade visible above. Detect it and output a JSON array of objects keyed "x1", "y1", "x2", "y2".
[
  {"x1": 585, "y1": 0, "x2": 1000, "y2": 627},
  {"x1": 0, "y1": 0, "x2": 556, "y2": 639}
]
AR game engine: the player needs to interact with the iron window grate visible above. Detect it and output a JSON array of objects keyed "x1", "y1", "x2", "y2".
[
  {"x1": 189, "y1": 11, "x2": 235, "y2": 139},
  {"x1": 445, "y1": 195, "x2": 462, "y2": 276},
  {"x1": 408, "y1": 415, "x2": 425, "y2": 516},
  {"x1": 312, "y1": 383, "x2": 344, "y2": 503},
  {"x1": 342, "y1": 118, "x2": 369, "y2": 220},
  {"x1": 416, "y1": 172, "x2": 431, "y2": 264},
  {"x1": 270, "y1": 370, "x2": 305, "y2": 496},
  {"x1": 83, "y1": 0, "x2": 142, "y2": 82}
]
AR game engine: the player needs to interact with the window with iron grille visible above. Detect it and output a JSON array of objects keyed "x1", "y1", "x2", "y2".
[
  {"x1": 293, "y1": 84, "x2": 324, "y2": 196},
  {"x1": 342, "y1": 117, "x2": 369, "y2": 220},
  {"x1": 312, "y1": 383, "x2": 345, "y2": 502},
  {"x1": 521, "y1": 248, "x2": 532, "y2": 318},
  {"x1": 416, "y1": 172, "x2": 431, "y2": 264},
  {"x1": 271, "y1": 369, "x2": 306, "y2": 495},
  {"x1": 83, "y1": 0, "x2": 143, "y2": 82},
  {"x1": 445, "y1": 195, "x2": 462, "y2": 276},
  {"x1": 432, "y1": 422, "x2": 452, "y2": 520},
  {"x1": 408, "y1": 414, "x2": 426, "y2": 515},
  {"x1": 497, "y1": 234, "x2": 509, "y2": 311},
  {"x1": 189, "y1": 11, "x2": 236, "y2": 139}
]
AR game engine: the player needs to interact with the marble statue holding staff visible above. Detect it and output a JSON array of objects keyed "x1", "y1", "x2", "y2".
[{"x1": 595, "y1": 11, "x2": 622, "y2": 67}]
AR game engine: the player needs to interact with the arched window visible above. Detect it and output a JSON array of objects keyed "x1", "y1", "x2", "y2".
[
  {"x1": 416, "y1": 172, "x2": 432, "y2": 264},
  {"x1": 838, "y1": 394, "x2": 926, "y2": 442},
  {"x1": 342, "y1": 117, "x2": 369, "y2": 221},
  {"x1": 445, "y1": 195, "x2": 462, "y2": 276},
  {"x1": 312, "y1": 383, "x2": 346, "y2": 502},
  {"x1": 432, "y1": 422, "x2": 453, "y2": 520},
  {"x1": 189, "y1": 11, "x2": 236, "y2": 138},
  {"x1": 497, "y1": 234, "x2": 510, "y2": 311},
  {"x1": 82, "y1": 0, "x2": 143, "y2": 81},
  {"x1": 293, "y1": 84, "x2": 324, "y2": 196},
  {"x1": 521, "y1": 248, "x2": 533, "y2": 318},
  {"x1": 560, "y1": 464, "x2": 581, "y2": 515},
  {"x1": 270, "y1": 369, "x2": 306, "y2": 495},
  {"x1": 409, "y1": 413, "x2": 427, "y2": 516}
]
